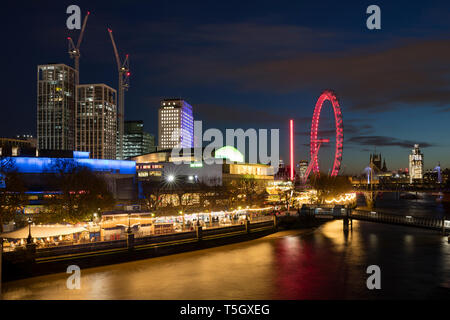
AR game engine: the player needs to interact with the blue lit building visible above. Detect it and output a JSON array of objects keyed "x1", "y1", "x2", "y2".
[
  {"x1": 158, "y1": 99, "x2": 194, "y2": 149},
  {"x1": 1, "y1": 151, "x2": 135, "y2": 175},
  {"x1": 1, "y1": 151, "x2": 137, "y2": 203}
]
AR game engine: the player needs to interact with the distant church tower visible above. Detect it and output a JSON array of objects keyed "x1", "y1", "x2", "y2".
[{"x1": 382, "y1": 159, "x2": 387, "y2": 172}]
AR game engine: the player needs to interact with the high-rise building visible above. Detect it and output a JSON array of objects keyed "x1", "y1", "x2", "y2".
[
  {"x1": 123, "y1": 120, "x2": 156, "y2": 159},
  {"x1": 76, "y1": 84, "x2": 117, "y2": 159},
  {"x1": 37, "y1": 64, "x2": 76, "y2": 151},
  {"x1": 158, "y1": 99, "x2": 194, "y2": 149},
  {"x1": 409, "y1": 144, "x2": 424, "y2": 183},
  {"x1": 298, "y1": 160, "x2": 308, "y2": 180}
]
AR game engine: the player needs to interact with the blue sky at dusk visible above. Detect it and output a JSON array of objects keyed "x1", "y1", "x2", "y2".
[{"x1": 0, "y1": 0, "x2": 449, "y2": 174}]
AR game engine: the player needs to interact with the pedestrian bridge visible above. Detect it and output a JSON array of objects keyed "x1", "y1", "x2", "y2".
[{"x1": 301, "y1": 207, "x2": 450, "y2": 233}]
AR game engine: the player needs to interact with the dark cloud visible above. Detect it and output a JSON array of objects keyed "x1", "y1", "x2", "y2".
[
  {"x1": 195, "y1": 102, "x2": 309, "y2": 126},
  {"x1": 228, "y1": 39, "x2": 450, "y2": 112},
  {"x1": 348, "y1": 136, "x2": 435, "y2": 148},
  {"x1": 295, "y1": 120, "x2": 374, "y2": 136},
  {"x1": 147, "y1": 21, "x2": 450, "y2": 112}
]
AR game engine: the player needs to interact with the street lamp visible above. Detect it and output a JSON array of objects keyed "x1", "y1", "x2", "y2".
[
  {"x1": 167, "y1": 174, "x2": 175, "y2": 183},
  {"x1": 127, "y1": 213, "x2": 132, "y2": 233},
  {"x1": 26, "y1": 217, "x2": 32, "y2": 244}
]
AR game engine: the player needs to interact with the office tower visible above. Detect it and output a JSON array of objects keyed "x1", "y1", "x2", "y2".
[
  {"x1": 123, "y1": 120, "x2": 156, "y2": 158},
  {"x1": 37, "y1": 64, "x2": 76, "y2": 151},
  {"x1": 409, "y1": 144, "x2": 424, "y2": 183},
  {"x1": 158, "y1": 99, "x2": 194, "y2": 149},
  {"x1": 76, "y1": 84, "x2": 117, "y2": 159}
]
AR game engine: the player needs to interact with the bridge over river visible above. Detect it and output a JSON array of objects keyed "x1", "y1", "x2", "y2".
[{"x1": 298, "y1": 207, "x2": 450, "y2": 234}]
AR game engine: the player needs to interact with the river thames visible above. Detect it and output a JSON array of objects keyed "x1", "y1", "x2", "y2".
[{"x1": 2, "y1": 193, "x2": 450, "y2": 299}]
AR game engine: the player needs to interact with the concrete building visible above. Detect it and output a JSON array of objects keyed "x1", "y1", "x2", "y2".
[
  {"x1": 132, "y1": 147, "x2": 274, "y2": 187},
  {"x1": 409, "y1": 144, "x2": 424, "y2": 183},
  {"x1": 75, "y1": 84, "x2": 117, "y2": 159},
  {"x1": 123, "y1": 120, "x2": 155, "y2": 159},
  {"x1": 37, "y1": 64, "x2": 76, "y2": 151},
  {"x1": 158, "y1": 99, "x2": 194, "y2": 149},
  {"x1": 0, "y1": 137, "x2": 37, "y2": 157}
]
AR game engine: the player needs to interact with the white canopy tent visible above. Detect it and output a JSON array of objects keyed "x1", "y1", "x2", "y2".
[{"x1": 0, "y1": 225, "x2": 87, "y2": 239}]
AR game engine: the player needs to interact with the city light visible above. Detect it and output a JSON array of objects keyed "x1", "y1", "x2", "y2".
[
  {"x1": 215, "y1": 146, "x2": 244, "y2": 163},
  {"x1": 324, "y1": 193, "x2": 356, "y2": 204},
  {"x1": 310, "y1": 90, "x2": 343, "y2": 177},
  {"x1": 167, "y1": 174, "x2": 175, "y2": 182},
  {"x1": 289, "y1": 119, "x2": 294, "y2": 181}
]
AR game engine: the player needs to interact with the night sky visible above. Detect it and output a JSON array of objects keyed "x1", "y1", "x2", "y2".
[{"x1": 1, "y1": 0, "x2": 449, "y2": 174}]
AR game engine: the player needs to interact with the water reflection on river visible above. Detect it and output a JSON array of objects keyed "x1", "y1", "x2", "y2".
[
  {"x1": 3, "y1": 219, "x2": 450, "y2": 299},
  {"x1": 361, "y1": 192, "x2": 450, "y2": 218}
]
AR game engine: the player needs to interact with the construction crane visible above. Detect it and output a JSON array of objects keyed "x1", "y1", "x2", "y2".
[
  {"x1": 67, "y1": 11, "x2": 90, "y2": 85},
  {"x1": 108, "y1": 28, "x2": 130, "y2": 160}
]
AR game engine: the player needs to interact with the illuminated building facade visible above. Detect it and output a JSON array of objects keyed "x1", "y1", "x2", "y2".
[
  {"x1": 0, "y1": 151, "x2": 136, "y2": 201},
  {"x1": 298, "y1": 160, "x2": 308, "y2": 180},
  {"x1": 37, "y1": 64, "x2": 76, "y2": 151},
  {"x1": 76, "y1": 84, "x2": 117, "y2": 159},
  {"x1": 158, "y1": 99, "x2": 193, "y2": 149},
  {"x1": 132, "y1": 147, "x2": 273, "y2": 186},
  {"x1": 123, "y1": 120, "x2": 155, "y2": 159},
  {"x1": 409, "y1": 144, "x2": 424, "y2": 183}
]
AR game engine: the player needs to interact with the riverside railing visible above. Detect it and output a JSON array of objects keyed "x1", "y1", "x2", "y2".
[
  {"x1": 1, "y1": 215, "x2": 276, "y2": 254},
  {"x1": 350, "y1": 210, "x2": 448, "y2": 231}
]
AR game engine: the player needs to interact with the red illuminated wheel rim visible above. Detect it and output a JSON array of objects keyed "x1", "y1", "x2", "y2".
[{"x1": 310, "y1": 90, "x2": 343, "y2": 176}]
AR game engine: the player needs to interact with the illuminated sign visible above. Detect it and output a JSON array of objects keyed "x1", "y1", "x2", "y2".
[
  {"x1": 214, "y1": 146, "x2": 244, "y2": 163},
  {"x1": 190, "y1": 162, "x2": 203, "y2": 168}
]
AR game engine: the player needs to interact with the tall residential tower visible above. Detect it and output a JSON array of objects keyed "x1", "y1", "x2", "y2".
[
  {"x1": 409, "y1": 144, "x2": 424, "y2": 183},
  {"x1": 158, "y1": 99, "x2": 194, "y2": 149},
  {"x1": 76, "y1": 84, "x2": 117, "y2": 159},
  {"x1": 37, "y1": 64, "x2": 76, "y2": 151}
]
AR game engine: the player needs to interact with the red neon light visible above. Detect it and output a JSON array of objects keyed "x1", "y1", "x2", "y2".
[
  {"x1": 310, "y1": 90, "x2": 343, "y2": 177},
  {"x1": 290, "y1": 119, "x2": 294, "y2": 181}
]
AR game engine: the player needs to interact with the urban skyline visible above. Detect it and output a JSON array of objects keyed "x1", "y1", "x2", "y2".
[
  {"x1": 1, "y1": 0, "x2": 450, "y2": 304},
  {"x1": 1, "y1": 0, "x2": 449, "y2": 174}
]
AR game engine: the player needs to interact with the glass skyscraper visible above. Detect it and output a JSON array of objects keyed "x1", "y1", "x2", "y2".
[{"x1": 123, "y1": 120, "x2": 155, "y2": 159}]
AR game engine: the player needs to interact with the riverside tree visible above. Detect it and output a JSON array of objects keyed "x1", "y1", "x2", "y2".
[
  {"x1": 309, "y1": 174, "x2": 353, "y2": 204},
  {"x1": 37, "y1": 160, "x2": 114, "y2": 224},
  {"x1": 0, "y1": 157, "x2": 27, "y2": 232}
]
